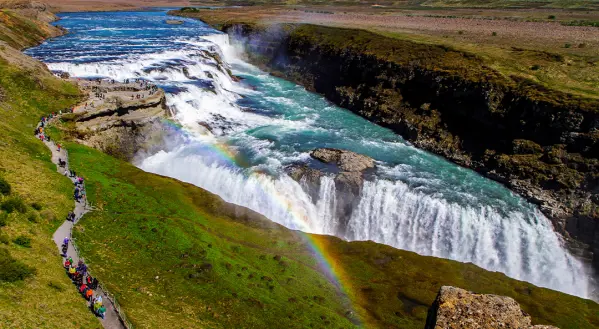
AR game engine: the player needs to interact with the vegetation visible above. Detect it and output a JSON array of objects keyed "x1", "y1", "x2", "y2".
[
  {"x1": 26, "y1": 133, "x2": 593, "y2": 328},
  {"x1": 0, "y1": 176, "x2": 11, "y2": 195},
  {"x1": 174, "y1": 8, "x2": 599, "y2": 101},
  {"x1": 0, "y1": 4, "x2": 595, "y2": 329},
  {"x1": 0, "y1": 248, "x2": 36, "y2": 282},
  {"x1": 0, "y1": 11, "x2": 100, "y2": 326},
  {"x1": 1, "y1": 196, "x2": 27, "y2": 213},
  {"x1": 12, "y1": 234, "x2": 31, "y2": 247},
  {"x1": 0, "y1": 9, "x2": 60, "y2": 49}
]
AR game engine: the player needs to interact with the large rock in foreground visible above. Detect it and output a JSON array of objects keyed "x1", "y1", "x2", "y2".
[
  {"x1": 310, "y1": 148, "x2": 374, "y2": 172},
  {"x1": 425, "y1": 286, "x2": 559, "y2": 329}
]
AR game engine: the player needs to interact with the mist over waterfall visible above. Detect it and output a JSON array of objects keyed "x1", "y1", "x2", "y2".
[{"x1": 26, "y1": 10, "x2": 593, "y2": 299}]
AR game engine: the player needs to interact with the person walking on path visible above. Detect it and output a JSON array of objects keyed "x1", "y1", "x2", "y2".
[{"x1": 42, "y1": 109, "x2": 127, "y2": 329}]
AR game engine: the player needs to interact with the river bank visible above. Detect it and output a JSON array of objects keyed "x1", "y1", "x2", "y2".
[
  {"x1": 4, "y1": 5, "x2": 599, "y2": 328},
  {"x1": 172, "y1": 8, "x2": 599, "y2": 268}
]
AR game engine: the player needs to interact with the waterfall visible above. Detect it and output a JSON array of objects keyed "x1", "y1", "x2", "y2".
[{"x1": 30, "y1": 18, "x2": 593, "y2": 300}]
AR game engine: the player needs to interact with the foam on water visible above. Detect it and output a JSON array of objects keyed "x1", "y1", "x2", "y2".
[{"x1": 26, "y1": 10, "x2": 594, "y2": 299}]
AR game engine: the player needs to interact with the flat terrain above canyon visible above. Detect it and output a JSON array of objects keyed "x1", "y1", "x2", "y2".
[{"x1": 179, "y1": 4, "x2": 599, "y2": 100}]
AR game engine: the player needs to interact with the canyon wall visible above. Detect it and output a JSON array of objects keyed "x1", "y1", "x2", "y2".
[{"x1": 216, "y1": 23, "x2": 599, "y2": 264}]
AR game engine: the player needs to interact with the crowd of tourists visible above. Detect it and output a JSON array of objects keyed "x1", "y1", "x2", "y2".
[
  {"x1": 36, "y1": 114, "x2": 106, "y2": 319},
  {"x1": 62, "y1": 238, "x2": 106, "y2": 319}
]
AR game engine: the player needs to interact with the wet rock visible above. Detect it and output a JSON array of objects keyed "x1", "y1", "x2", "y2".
[
  {"x1": 285, "y1": 164, "x2": 323, "y2": 201},
  {"x1": 286, "y1": 164, "x2": 323, "y2": 185},
  {"x1": 425, "y1": 286, "x2": 560, "y2": 329},
  {"x1": 310, "y1": 148, "x2": 374, "y2": 172},
  {"x1": 334, "y1": 172, "x2": 363, "y2": 195},
  {"x1": 165, "y1": 20, "x2": 184, "y2": 25}
]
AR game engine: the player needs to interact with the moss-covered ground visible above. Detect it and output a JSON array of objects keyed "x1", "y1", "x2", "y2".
[
  {"x1": 0, "y1": 4, "x2": 597, "y2": 329},
  {"x1": 37, "y1": 130, "x2": 598, "y2": 328},
  {"x1": 0, "y1": 50, "x2": 101, "y2": 328}
]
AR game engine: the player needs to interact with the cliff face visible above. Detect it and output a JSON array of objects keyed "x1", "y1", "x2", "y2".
[
  {"x1": 64, "y1": 81, "x2": 169, "y2": 162},
  {"x1": 219, "y1": 23, "x2": 599, "y2": 264}
]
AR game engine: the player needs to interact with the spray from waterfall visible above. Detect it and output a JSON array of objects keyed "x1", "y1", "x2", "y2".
[{"x1": 29, "y1": 16, "x2": 594, "y2": 301}]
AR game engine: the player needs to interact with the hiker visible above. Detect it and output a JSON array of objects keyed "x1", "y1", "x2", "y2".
[
  {"x1": 85, "y1": 287, "x2": 94, "y2": 301},
  {"x1": 57, "y1": 144, "x2": 61, "y2": 152},
  {"x1": 79, "y1": 282, "x2": 88, "y2": 294},
  {"x1": 68, "y1": 265, "x2": 77, "y2": 278},
  {"x1": 97, "y1": 305, "x2": 106, "y2": 319},
  {"x1": 91, "y1": 277, "x2": 99, "y2": 289},
  {"x1": 93, "y1": 298, "x2": 101, "y2": 313},
  {"x1": 61, "y1": 243, "x2": 68, "y2": 256},
  {"x1": 64, "y1": 258, "x2": 71, "y2": 269},
  {"x1": 77, "y1": 262, "x2": 88, "y2": 277}
]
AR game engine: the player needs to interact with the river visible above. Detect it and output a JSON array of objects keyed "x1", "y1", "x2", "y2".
[{"x1": 26, "y1": 9, "x2": 593, "y2": 299}]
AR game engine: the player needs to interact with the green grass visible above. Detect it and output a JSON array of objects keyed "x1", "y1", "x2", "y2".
[
  {"x1": 175, "y1": 9, "x2": 599, "y2": 101},
  {"x1": 0, "y1": 36, "x2": 100, "y2": 327},
  {"x1": 0, "y1": 9, "x2": 57, "y2": 49},
  {"x1": 47, "y1": 135, "x2": 599, "y2": 329}
]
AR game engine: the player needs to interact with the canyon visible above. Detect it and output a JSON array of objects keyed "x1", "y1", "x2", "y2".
[{"x1": 172, "y1": 13, "x2": 599, "y2": 269}]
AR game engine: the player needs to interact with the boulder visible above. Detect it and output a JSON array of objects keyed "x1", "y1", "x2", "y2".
[
  {"x1": 425, "y1": 286, "x2": 559, "y2": 329},
  {"x1": 310, "y1": 148, "x2": 374, "y2": 172},
  {"x1": 165, "y1": 20, "x2": 184, "y2": 25}
]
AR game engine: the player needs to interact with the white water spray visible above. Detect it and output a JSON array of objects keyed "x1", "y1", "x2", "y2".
[{"x1": 48, "y1": 33, "x2": 592, "y2": 299}]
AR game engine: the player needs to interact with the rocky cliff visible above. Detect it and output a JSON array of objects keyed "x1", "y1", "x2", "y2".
[
  {"x1": 182, "y1": 20, "x2": 599, "y2": 267},
  {"x1": 64, "y1": 80, "x2": 169, "y2": 161},
  {"x1": 425, "y1": 286, "x2": 559, "y2": 329}
]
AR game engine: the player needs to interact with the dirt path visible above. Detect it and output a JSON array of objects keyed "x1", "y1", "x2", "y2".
[{"x1": 38, "y1": 130, "x2": 127, "y2": 329}]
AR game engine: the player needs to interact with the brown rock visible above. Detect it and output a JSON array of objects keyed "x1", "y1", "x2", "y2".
[
  {"x1": 334, "y1": 172, "x2": 363, "y2": 195},
  {"x1": 425, "y1": 286, "x2": 559, "y2": 329},
  {"x1": 310, "y1": 148, "x2": 374, "y2": 172}
]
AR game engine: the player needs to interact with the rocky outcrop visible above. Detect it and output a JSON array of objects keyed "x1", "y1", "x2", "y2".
[
  {"x1": 287, "y1": 148, "x2": 375, "y2": 225},
  {"x1": 211, "y1": 22, "x2": 599, "y2": 267},
  {"x1": 310, "y1": 148, "x2": 374, "y2": 172},
  {"x1": 425, "y1": 286, "x2": 559, "y2": 329},
  {"x1": 67, "y1": 82, "x2": 170, "y2": 161}
]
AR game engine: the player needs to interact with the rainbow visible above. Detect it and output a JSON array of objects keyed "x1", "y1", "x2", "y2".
[{"x1": 158, "y1": 118, "x2": 365, "y2": 327}]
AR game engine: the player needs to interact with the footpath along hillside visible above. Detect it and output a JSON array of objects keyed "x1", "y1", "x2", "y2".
[{"x1": 36, "y1": 115, "x2": 128, "y2": 329}]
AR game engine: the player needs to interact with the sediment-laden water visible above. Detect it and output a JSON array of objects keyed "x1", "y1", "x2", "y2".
[{"x1": 27, "y1": 10, "x2": 594, "y2": 298}]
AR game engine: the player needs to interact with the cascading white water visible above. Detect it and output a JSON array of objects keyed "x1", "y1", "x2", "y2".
[{"x1": 36, "y1": 23, "x2": 592, "y2": 299}]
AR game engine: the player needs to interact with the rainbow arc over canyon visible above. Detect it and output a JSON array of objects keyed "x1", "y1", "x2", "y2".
[{"x1": 160, "y1": 118, "x2": 365, "y2": 326}]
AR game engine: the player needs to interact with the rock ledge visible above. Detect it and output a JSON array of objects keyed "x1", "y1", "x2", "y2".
[{"x1": 425, "y1": 286, "x2": 559, "y2": 329}]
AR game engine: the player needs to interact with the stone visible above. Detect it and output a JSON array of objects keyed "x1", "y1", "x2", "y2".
[
  {"x1": 310, "y1": 148, "x2": 375, "y2": 172},
  {"x1": 165, "y1": 20, "x2": 184, "y2": 25},
  {"x1": 425, "y1": 286, "x2": 560, "y2": 329}
]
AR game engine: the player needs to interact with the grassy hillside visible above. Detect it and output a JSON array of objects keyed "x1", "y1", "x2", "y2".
[
  {"x1": 34, "y1": 127, "x2": 597, "y2": 328},
  {"x1": 0, "y1": 4, "x2": 596, "y2": 329},
  {"x1": 0, "y1": 6, "x2": 63, "y2": 49},
  {"x1": 0, "y1": 39, "x2": 101, "y2": 328}
]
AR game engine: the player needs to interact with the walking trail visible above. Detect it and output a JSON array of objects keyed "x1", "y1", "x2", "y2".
[{"x1": 40, "y1": 131, "x2": 127, "y2": 329}]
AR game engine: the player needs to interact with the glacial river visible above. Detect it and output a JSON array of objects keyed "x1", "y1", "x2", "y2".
[{"x1": 26, "y1": 9, "x2": 593, "y2": 298}]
